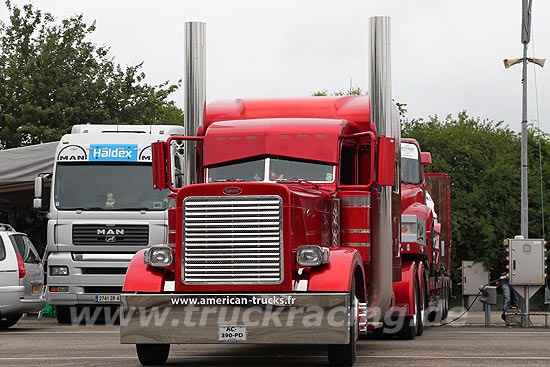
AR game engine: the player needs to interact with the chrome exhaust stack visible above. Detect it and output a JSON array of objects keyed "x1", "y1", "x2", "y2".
[
  {"x1": 184, "y1": 21, "x2": 206, "y2": 186},
  {"x1": 367, "y1": 16, "x2": 395, "y2": 322}
]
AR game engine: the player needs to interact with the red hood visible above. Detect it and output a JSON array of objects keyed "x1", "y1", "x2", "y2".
[{"x1": 401, "y1": 184, "x2": 424, "y2": 212}]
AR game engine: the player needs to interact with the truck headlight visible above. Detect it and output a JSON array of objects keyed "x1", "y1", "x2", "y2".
[
  {"x1": 297, "y1": 245, "x2": 330, "y2": 267},
  {"x1": 144, "y1": 246, "x2": 173, "y2": 267},
  {"x1": 50, "y1": 266, "x2": 69, "y2": 276}
]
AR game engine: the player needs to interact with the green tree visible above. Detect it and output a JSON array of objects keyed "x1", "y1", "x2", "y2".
[
  {"x1": 527, "y1": 127, "x2": 550, "y2": 240},
  {"x1": 0, "y1": 1, "x2": 182, "y2": 149},
  {"x1": 401, "y1": 112, "x2": 550, "y2": 291},
  {"x1": 312, "y1": 87, "x2": 364, "y2": 96}
]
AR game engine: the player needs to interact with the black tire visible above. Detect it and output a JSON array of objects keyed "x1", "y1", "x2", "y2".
[
  {"x1": 328, "y1": 277, "x2": 357, "y2": 366},
  {"x1": 427, "y1": 296, "x2": 444, "y2": 325},
  {"x1": 371, "y1": 326, "x2": 386, "y2": 339},
  {"x1": 0, "y1": 314, "x2": 22, "y2": 330},
  {"x1": 56, "y1": 306, "x2": 72, "y2": 324},
  {"x1": 136, "y1": 344, "x2": 170, "y2": 366},
  {"x1": 442, "y1": 286, "x2": 449, "y2": 320},
  {"x1": 416, "y1": 277, "x2": 425, "y2": 336}
]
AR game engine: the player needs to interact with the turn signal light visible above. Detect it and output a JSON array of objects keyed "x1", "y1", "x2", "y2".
[
  {"x1": 49, "y1": 286, "x2": 69, "y2": 293},
  {"x1": 16, "y1": 253, "x2": 26, "y2": 279}
]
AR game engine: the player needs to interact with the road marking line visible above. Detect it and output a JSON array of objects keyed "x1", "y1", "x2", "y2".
[
  {"x1": 360, "y1": 356, "x2": 550, "y2": 360},
  {"x1": 0, "y1": 331, "x2": 119, "y2": 335},
  {"x1": 0, "y1": 357, "x2": 135, "y2": 360},
  {"x1": 3, "y1": 355, "x2": 550, "y2": 361},
  {"x1": 435, "y1": 331, "x2": 550, "y2": 335}
]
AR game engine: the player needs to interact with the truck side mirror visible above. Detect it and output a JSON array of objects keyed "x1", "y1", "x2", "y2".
[
  {"x1": 33, "y1": 198, "x2": 43, "y2": 209},
  {"x1": 420, "y1": 152, "x2": 432, "y2": 165},
  {"x1": 33, "y1": 173, "x2": 51, "y2": 211},
  {"x1": 152, "y1": 141, "x2": 168, "y2": 190},
  {"x1": 34, "y1": 176, "x2": 43, "y2": 199},
  {"x1": 377, "y1": 137, "x2": 396, "y2": 186}
]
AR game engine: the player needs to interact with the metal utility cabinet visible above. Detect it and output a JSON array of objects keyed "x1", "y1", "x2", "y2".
[{"x1": 505, "y1": 238, "x2": 545, "y2": 286}]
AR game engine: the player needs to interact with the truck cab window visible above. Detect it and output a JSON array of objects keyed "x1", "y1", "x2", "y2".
[
  {"x1": 207, "y1": 158, "x2": 265, "y2": 182},
  {"x1": 401, "y1": 142, "x2": 421, "y2": 184},
  {"x1": 269, "y1": 157, "x2": 334, "y2": 182},
  {"x1": 54, "y1": 163, "x2": 169, "y2": 211},
  {"x1": 207, "y1": 157, "x2": 335, "y2": 183},
  {"x1": 340, "y1": 144, "x2": 356, "y2": 185}
]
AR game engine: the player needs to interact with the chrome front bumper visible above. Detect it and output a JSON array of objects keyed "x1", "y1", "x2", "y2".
[{"x1": 120, "y1": 293, "x2": 350, "y2": 344}]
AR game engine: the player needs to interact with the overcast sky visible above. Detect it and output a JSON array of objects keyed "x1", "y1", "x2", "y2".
[{"x1": 2, "y1": 1, "x2": 550, "y2": 133}]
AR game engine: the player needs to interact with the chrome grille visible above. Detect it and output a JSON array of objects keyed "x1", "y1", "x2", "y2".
[{"x1": 183, "y1": 195, "x2": 283, "y2": 284}]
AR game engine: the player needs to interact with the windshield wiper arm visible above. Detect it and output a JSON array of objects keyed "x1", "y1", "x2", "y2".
[
  {"x1": 214, "y1": 178, "x2": 245, "y2": 182},
  {"x1": 276, "y1": 178, "x2": 319, "y2": 189},
  {"x1": 61, "y1": 206, "x2": 105, "y2": 211},
  {"x1": 108, "y1": 207, "x2": 154, "y2": 211}
]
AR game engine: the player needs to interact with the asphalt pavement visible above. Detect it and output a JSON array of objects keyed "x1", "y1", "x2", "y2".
[{"x1": 2, "y1": 311, "x2": 550, "y2": 366}]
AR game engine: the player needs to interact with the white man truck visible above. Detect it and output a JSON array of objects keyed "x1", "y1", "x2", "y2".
[{"x1": 34, "y1": 124, "x2": 185, "y2": 323}]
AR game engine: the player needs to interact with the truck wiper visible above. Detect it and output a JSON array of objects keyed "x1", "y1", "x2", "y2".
[
  {"x1": 214, "y1": 178, "x2": 245, "y2": 182},
  {"x1": 65, "y1": 206, "x2": 105, "y2": 211},
  {"x1": 108, "y1": 207, "x2": 154, "y2": 211},
  {"x1": 60, "y1": 207, "x2": 155, "y2": 211},
  {"x1": 276, "y1": 178, "x2": 319, "y2": 189}
]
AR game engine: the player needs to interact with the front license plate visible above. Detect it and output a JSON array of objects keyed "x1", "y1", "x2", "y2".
[
  {"x1": 95, "y1": 295, "x2": 121, "y2": 302},
  {"x1": 32, "y1": 284, "x2": 41, "y2": 294},
  {"x1": 218, "y1": 326, "x2": 247, "y2": 342}
]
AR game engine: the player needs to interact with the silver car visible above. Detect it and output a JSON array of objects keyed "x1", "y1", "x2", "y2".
[{"x1": 0, "y1": 224, "x2": 46, "y2": 329}]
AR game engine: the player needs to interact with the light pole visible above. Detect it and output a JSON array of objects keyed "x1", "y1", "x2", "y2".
[
  {"x1": 503, "y1": 0, "x2": 545, "y2": 328},
  {"x1": 503, "y1": 0, "x2": 544, "y2": 239}
]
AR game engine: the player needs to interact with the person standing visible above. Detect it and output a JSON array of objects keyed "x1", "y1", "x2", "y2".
[{"x1": 495, "y1": 245, "x2": 520, "y2": 321}]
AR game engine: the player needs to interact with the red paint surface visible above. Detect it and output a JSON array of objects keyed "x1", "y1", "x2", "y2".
[
  {"x1": 205, "y1": 96, "x2": 374, "y2": 132},
  {"x1": 308, "y1": 248, "x2": 365, "y2": 295},
  {"x1": 203, "y1": 118, "x2": 357, "y2": 165},
  {"x1": 123, "y1": 250, "x2": 165, "y2": 292},
  {"x1": 392, "y1": 261, "x2": 416, "y2": 315}
]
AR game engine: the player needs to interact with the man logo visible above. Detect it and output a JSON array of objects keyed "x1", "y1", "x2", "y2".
[
  {"x1": 97, "y1": 228, "x2": 125, "y2": 235},
  {"x1": 105, "y1": 236, "x2": 116, "y2": 243}
]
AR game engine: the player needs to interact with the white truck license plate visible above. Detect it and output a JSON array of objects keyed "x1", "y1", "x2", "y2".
[
  {"x1": 95, "y1": 295, "x2": 121, "y2": 302},
  {"x1": 218, "y1": 326, "x2": 247, "y2": 342}
]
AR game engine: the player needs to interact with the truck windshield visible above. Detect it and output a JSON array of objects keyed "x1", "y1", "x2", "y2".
[
  {"x1": 207, "y1": 157, "x2": 335, "y2": 183},
  {"x1": 54, "y1": 163, "x2": 168, "y2": 211},
  {"x1": 401, "y1": 142, "x2": 421, "y2": 184}
]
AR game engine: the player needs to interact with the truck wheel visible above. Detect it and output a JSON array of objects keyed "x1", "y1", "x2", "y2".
[
  {"x1": 328, "y1": 277, "x2": 357, "y2": 366},
  {"x1": 0, "y1": 314, "x2": 22, "y2": 330},
  {"x1": 416, "y1": 278, "x2": 425, "y2": 336},
  {"x1": 56, "y1": 306, "x2": 72, "y2": 324},
  {"x1": 136, "y1": 344, "x2": 170, "y2": 366},
  {"x1": 427, "y1": 298, "x2": 442, "y2": 324},
  {"x1": 442, "y1": 286, "x2": 449, "y2": 320}
]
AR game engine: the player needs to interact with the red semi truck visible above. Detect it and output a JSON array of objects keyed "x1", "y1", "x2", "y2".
[{"x1": 119, "y1": 18, "x2": 452, "y2": 366}]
